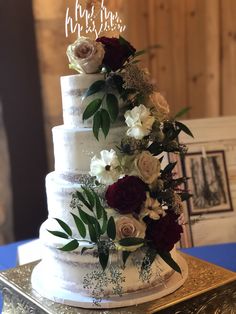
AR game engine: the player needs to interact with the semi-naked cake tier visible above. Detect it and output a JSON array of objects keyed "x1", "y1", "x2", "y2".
[
  {"x1": 53, "y1": 125, "x2": 126, "y2": 174},
  {"x1": 31, "y1": 73, "x2": 188, "y2": 308}
]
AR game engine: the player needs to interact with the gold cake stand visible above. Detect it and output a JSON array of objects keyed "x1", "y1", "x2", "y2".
[{"x1": 0, "y1": 254, "x2": 236, "y2": 313}]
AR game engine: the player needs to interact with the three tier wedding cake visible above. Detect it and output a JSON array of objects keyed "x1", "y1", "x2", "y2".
[{"x1": 31, "y1": 36, "x2": 191, "y2": 308}]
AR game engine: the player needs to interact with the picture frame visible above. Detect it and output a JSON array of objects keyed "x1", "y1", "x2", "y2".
[
  {"x1": 183, "y1": 150, "x2": 233, "y2": 216},
  {"x1": 172, "y1": 116, "x2": 236, "y2": 247}
]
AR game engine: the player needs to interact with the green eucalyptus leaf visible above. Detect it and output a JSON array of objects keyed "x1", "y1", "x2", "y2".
[
  {"x1": 106, "y1": 94, "x2": 119, "y2": 122},
  {"x1": 158, "y1": 251, "x2": 182, "y2": 274},
  {"x1": 101, "y1": 210, "x2": 108, "y2": 235},
  {"x1": 162, "y1": 162, "x2": 177, "y2": 176},
  {"x1": 59, "y1": 239, "x2": 79, "y2": 252},
  {"x1": 79, "y1": 208, "x2": 97, "y2": 225},
  {"x1": 99, "y1": 249, "x2": 109, "y2": 271},
  {"x1": 83, "y1": 99, "x2": 102, "y2": 121},
  {"x1": 93, "y1": 111, "x2": 101, "y2": 140},
  {"x1": 71, "y1": 213, "x2": 86, "y2": 238},
  {"x1": 85, "y1": 80, "x2": 106, "y2": 97},
  {"x1": 174, "y1": 107, "x2": 191, "y2": 119},
  {"x1": 147, "y1": 142, "x2": 164, "y2": 156},
  {"x1": 88, "y1": 224, "x2": 98, "y2": 243},
  {"x1": 119, "y1": 237, "x2": 145, "y2": 247},
  {"x1": 122, "y1": 251, "x2": 131, "y2": 266},
  {"x1": 47, "y1": 230, "x2": 69, "y2": 239},
  {"x1": 101, "y1": 109, "x2": 111, "y2": 138},
  {"x1": 76, "y1": 191, "x2": 92, "y2": 211},
  {"x1": 81, "y1": 187, "x2": 95, "y2": 208},
  {"x1": 175, "y1": 121, "x2": 194, "y2": 138},
  {"x1": 93, "y1": 191, "x2": 103, "y2": 220},
  {"x1": 54, "y1": 218, "x2": 72, "y2": 236},
  {"x1": 107, "y1": 216, "x2": 116, "y2": 240}
]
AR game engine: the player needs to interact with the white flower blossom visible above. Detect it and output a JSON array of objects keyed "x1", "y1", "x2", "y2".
[
  {"x1": 124, "y1": 104, "x2": 155, "y2": 140},
  {"x1": 140, "y1": 193, "x2": 166, "y2": 220},
  {"x1": 90, "y1": 149, "x2": 121, "y2": 185}
]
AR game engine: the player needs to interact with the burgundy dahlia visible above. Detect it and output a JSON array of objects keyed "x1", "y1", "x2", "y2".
[
  {"x1": 105, "y1": 176, "x2": 146, "y2": 214},
  {"x1": 96, "y1": 36, "x2": 136, "y2": 71},
  {"x1": 145, "y1": 212, "x2": 183, "y2": 252}
]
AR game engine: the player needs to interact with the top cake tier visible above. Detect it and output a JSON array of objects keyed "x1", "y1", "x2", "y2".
[{"x1": 61, "y1": 74, "x2": 124, "y2": 128}]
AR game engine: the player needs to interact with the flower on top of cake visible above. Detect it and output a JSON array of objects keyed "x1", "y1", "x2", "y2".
[{"x1": 49, "y1": 36, "x2": 194, "y2": 299}]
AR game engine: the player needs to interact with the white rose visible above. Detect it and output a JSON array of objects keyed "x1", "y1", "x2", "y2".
[
  {"x1": 67, "y1": 37, "x2": 105, "y2": 74},
  {"x1": 90, "y1": 149, "x2": 121, "y2": 185},
  {"x1": 148, "y1": 92, "x2": 170, "y2": 121},
  {"x1": 135, "y1": 151, "x2": 161, "y2": 184},
  {"x1": 124, "y1": 105, "x2": 155, "y2": 140},
  {"x1": 115, "y1": 215, "x2": 146, "y2": 252}
]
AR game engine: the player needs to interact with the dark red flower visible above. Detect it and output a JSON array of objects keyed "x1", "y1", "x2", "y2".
[
  {"x1": 105, "y1": 176, "x2": 146, "y2": 214},
  {"x1": 145, "y1": 212, "x2": 183, "y2": 252},
  {"x1": 96, "y1": 36, "x2": 136, "y2": 71}
]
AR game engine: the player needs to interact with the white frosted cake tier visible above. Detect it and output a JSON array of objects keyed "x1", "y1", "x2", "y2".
[
  {"x1": 61, "y1": 74, "x2": 125, "y2": 127},
  {"x1": 45, "y1": 172, "x2": 83, "y2": 227},
  {"x1": 32, "y1": 223, "x2": 187, "y2": 308},
  {"x1": 53, "y1": 125, "x2": 126, "y2": 174}
]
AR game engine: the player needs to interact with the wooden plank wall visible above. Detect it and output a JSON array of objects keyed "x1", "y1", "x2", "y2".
[{"x1": 33, "y1": 0, "x2": 236, "y2": 168}]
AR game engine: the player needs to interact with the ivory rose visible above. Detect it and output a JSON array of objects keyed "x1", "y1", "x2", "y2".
[
  {"x1": 67, "y1": 37, "x2": 105, "y2": 74},
  {"x1": 135, "y1": 151, "x2": 161, "y2": 184},
  {"x1": 115, "y1": 215, "x2": 146, "y2": 252},
  {"x1": 148, "y1": 92, "x2": 170, "y2": 121},
  {"x1": 124, "y1": 105, "x2": 155, "y2": 140}
]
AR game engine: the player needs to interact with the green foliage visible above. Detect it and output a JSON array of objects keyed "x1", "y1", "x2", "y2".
[
  {"x1": 76, "y1": 191, "x2": 93, "y2": 211},
  {"x1": 47, "y1": 230, "x2": 69, "y2": 239},
  {"x1": 93, "y1": 111, "x2": 101, "y2": 140},
  {"x1": 83, "y1": 99, "x2": 102, "y2": 121},
  {"x1": 174, "y1": 107, "x2": 191, "y2": 119},
  {"x1": 59, "y1": 239, "x2": 79, "y2": 252},
  {"x1": 71, "y1": 213, "x2": 86, "y2": 238},
  {"x1": 81, "y1": 186, "x2": 95, "y2": 208},
  {"x1": 122, "y1": 251, "x2": 131, "y2": 266},
  {"x1": 107, "y1": 94, "x2": 119, "y2": 122},
  {"x1": 161, "y1": 162, "x2": 177, "y2": 177},
  {"x1": 101, "y1": 109, "x2": 111, "y2": 138},
  {"x1": 119, "y1": 237, "x2": 145, "y2": 247},
  {"x1": 175, "y1": 121, "x2": 194, "y2": 138},
  {"x1": 85, "y1": 80, "x2": 106, "y2": 97},
  {"x1": 158, "y1": 251, "x2": 182, "y2": 274},
  {"x1": 107, "y1": 216, "x2": 116, "y2": 240},
  {"x1": 88, "y1": 224, "x2": 98, "y2": 243},
  {"x1": 99, "y1": 248, "x2": 109, "y2": 271},
  {"x1": 54, "y1": 218, "x2": 72, "y2": 237}
]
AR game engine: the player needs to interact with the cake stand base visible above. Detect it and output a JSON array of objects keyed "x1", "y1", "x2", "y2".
[{"x1": 1, "y1": 253, "x2": 236, "y2": 313}]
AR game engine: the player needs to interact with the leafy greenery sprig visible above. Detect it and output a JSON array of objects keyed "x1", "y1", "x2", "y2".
[
  {"x1": 48, "y1": 187, "x2": 146, "y2": 271},
  {"x1": 82, "y1": 79, "x2": 121, "y2": 140}
]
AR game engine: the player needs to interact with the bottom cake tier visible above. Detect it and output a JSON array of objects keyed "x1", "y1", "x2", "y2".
[{"x1": 31, "y1": 224, "x2": 188, "y2": 309}]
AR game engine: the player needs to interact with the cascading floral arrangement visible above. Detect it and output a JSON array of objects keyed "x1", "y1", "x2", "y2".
[{"x1": 49, "y1": 36, "x2": 193, "y2": 287}]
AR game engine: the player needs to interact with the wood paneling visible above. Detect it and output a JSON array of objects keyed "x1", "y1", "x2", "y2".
[
  {"x1": 221, "y1": 0, "x2": 236, "y2": 115},
  {"x1": 148, "y1": 0, "x2": 188, "y2": 116},
  {"x1": 186, "y1": 0, "x2": 220, "y2": 118},
  {"x1": 32, "y1": 0, "x2": 236, "y2": 165}
]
